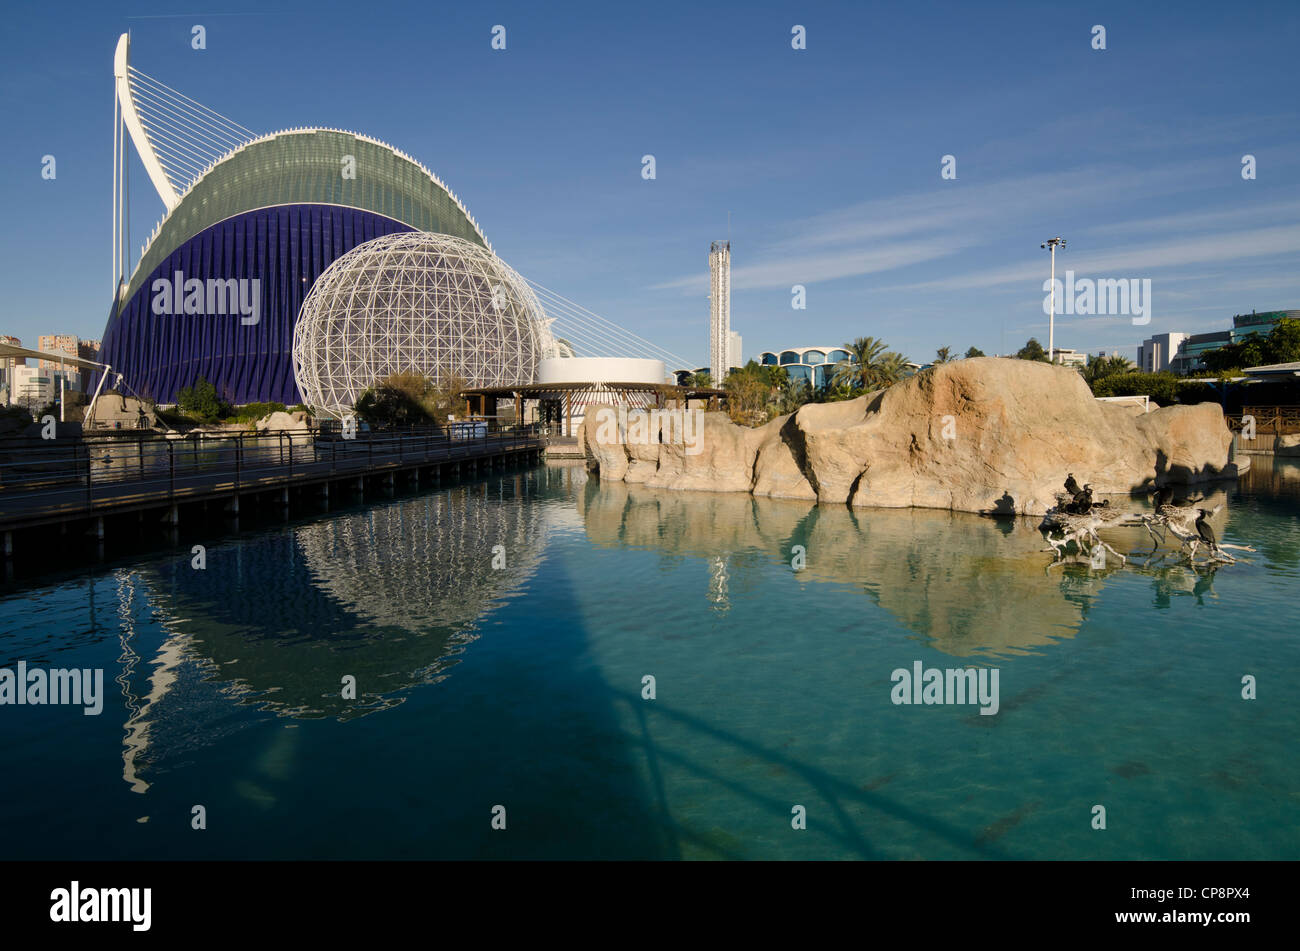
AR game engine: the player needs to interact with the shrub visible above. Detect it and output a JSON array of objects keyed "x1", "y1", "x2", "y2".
[
  {"x1": 0, "y1": 404, "x2": 33, "y2": 425},
  {"x1": 354, "y1": 370, "x2": 465, "y2": 428},
  {"x1": 1092, "y1": 371, "x2": 1220, "y2": 405},
  {"x1": 227, "y1": 401, "x2": 287, "y2": 423},
  {"x1": 176, "y1": 376, "x2": 231, "y2": 421}
]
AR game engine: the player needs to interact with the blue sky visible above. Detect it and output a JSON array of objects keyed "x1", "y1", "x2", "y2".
[{"x1": 2, "y1": 0, "x2": 1297, "y2": 367}]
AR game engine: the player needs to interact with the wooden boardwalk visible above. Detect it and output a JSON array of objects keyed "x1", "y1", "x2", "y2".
[{"x1": 0, "y1": 428, "x2": 542, "y2": 543}]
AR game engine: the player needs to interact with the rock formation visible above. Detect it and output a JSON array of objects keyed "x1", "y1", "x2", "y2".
[
  {"x1": 580, "y1": 358, "x2": 1242, "y2": 516},
  {"x1": 255, "y1": 410, "x2": 312, "y2": 432}
]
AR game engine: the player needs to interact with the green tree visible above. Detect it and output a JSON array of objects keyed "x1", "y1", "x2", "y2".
[
  {"x1": 934, "y1": 346, "x2": 954, "y2": 365},
  {"x1": 1015, "y1": 338, "x2": 1050, "y2": 362},
  {"x1": 875, "y1": 352, "x2": 912, "y2": 385},
  {"x1": 1264, "y1": 317, "x2": 1300, "y2": 364},
  {"x1": 1082, "y1": 353, "x2": 1136, "y2": 385},
  {"x1": 354, "y1": 370, "x2": 464, "y2": 428},
  {"x1": 1201, "y1": 334, "x2": 1266, "y2": 374},
  {"x1": 777, "y1": 376, "x2": 812, "y2": 414},
  {"x1": 1092, "y1": 371, "x2": 1180, "y2": 403},
  {"x1": 688, "y1": 371, "x2": 713, "y2": 388},
  {"x1": 965, "y1": 347, "x2": 985, "y2": 358},
  {"x1": 832, "y1": 336, "x2": 890, "y2": 390},
  {"x1": 723, "y1": 361, "x2": 791, "y2": 425},
  {"x1": 176, "y1": 376, "x2": 230, "y2": 420}
]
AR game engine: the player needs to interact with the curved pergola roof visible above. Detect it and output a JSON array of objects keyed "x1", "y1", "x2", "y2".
[{"x1": 122, "y1": 128, "x2": 490, "y2": 305}]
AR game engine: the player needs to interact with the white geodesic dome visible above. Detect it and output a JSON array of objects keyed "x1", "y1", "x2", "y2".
[{"x1": 291, "y1": 232, "x2": 554, "y2": 415}]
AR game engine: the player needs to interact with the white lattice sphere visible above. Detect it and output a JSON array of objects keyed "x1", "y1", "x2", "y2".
[{"x1": 292, "y1": 232, "x2": 550, "y2": 415}]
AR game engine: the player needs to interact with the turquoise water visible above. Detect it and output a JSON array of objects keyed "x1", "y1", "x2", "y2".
[{"x1": 2, "y1": 458, "x2": 1298, "y2": 860}]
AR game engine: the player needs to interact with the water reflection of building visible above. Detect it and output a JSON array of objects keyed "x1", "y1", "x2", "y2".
[
  {"x1": 708, "y1": 555, "x2": 730, "y2": 612},
  {"x1": 1239, "y1": 453, "x2": 1300, "y2": 501},
  {"x1": 116, "y1": 472, "x2": 559, "y2": 792}
]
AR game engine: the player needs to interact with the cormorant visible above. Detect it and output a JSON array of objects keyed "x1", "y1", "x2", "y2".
[
  {"x1": 1064, "y1": 473, "x2": 1081, "y2": 497},
  {"x1": 1195, "y1": 509, "x2": 1218, "y2": 551},
  {"x1": 1071, "y1": 483, "x2": 1094, "y2": 514}
]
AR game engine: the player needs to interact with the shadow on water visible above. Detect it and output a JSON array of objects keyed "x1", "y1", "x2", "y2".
[{"x1": 609, "y1": 686, "x2": 1018, "y2": 859}]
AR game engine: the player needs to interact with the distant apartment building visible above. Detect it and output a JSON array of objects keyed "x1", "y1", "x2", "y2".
[
  {"x1": 37, "y1": 333, "x2": 79, "y2": 367},
  {"x1": 37, "y1": 333, "x2": 98, "y2": 391},
  {"x1": 1170, "y1": 331, "x2": 1232, "y2": 374},
  {"x1": 759, "y1": 345, "x2": 854, "y2": 388},
  {"x1": 0, "y1": 335, "x2": 20, "y2": 403},
  {"x1": 1136, "y1": 332, "x2": 1187, "y2": 373},
  {"x1": 1146, "y1": 309, "x2": 1298, "y2": 374},
  {"x1": 11, "y1": 365, "x2": 55, "y2": 410},
  {"x1": 1232, "y1": 309, "x2": 1300, "y2": 341},
  {"x1": 1049, "y1": 347, "x2": 1087, "y2": 368}
]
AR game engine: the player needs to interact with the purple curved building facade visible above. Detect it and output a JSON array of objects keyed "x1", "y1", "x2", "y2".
[{"x1": 98, "y1": 129, "x2": 489, "y2": 406}]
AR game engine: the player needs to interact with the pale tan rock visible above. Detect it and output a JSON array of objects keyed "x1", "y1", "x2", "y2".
[
  {"x1": 647, "y1": 411, "x2": 763, "y2": 492},
  {"x1": 579, "y1": 403, "x2": 628, "y2": 481},
  {"x1": 1136, "y1": 403, "x2": 1234, "y2": 482},
  {"x1": 752, "y1": 415, "x2": 818, "y2": 501},
  {"x1": 255, "y1": 410, "x2": 311, "y2": 432},
  {"x1": 1276, "y1": 433, "x2": 1300, "y2": 456},
  {"x1": 580, "y1": 359, "x2": 1239, "y2": 515}
]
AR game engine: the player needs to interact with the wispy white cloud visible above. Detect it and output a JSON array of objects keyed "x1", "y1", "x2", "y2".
[
  {"x1": 652, "y1": 237, "x2": 976, "y2": 292},
  {"x1": 649, "y1": 156, "x2": 1250, "y2": 296},
  {"x1": 888, "y1": 223, "x2": 1300, "y2": 293}
]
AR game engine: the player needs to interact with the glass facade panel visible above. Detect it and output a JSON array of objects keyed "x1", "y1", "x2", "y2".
[
  {"x1": 779, "y1": 350, "x2": 800, "y2": 365},
  {"x1": 760, "y1": 352, "x2": 778, "y2": 366},
  {"x1": 804, "y1": 350, "x2": 826, "y2": 364},
  {"x1": 829, "y1": 349, "x2": 850, "y2": 363}
]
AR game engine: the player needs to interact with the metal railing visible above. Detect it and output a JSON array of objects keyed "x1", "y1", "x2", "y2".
[
  {"x1": 1226, "y1": 412, "x2": 1299, "y2": 453},
  {"x1": 0, "y1": 426, "x2": 540, "y2": 524}
]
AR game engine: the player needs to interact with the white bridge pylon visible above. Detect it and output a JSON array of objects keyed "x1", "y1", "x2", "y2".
[{"x1": 112, "y1": 32, "x2": 255, "y2": 295}]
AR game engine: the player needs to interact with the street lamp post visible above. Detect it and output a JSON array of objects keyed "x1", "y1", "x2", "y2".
[{"x1": 1041, "y1": 237, "x2": 1066, "y2": 363}]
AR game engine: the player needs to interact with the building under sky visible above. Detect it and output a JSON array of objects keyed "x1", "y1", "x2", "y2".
[{"x1": 4, "y1": 4, "x2": 1299, "y2": 370}]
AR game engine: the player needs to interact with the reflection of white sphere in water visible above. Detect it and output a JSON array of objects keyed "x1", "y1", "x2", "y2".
[
  {"x1": 292, "y1": 232, "x2": 552, "y2": 415},
  {"x1": 295, "y1": 484, "x2": 549, "y2": 635}
]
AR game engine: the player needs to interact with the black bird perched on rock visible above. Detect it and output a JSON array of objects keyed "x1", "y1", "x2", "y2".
[
  {"x1": 1072, "y1": 483, "x2": 1094, "y2": 514},
  {"x1": 1195, "y1": 509, "x2": 1218, "y2": 551},
  {"x1": 1064, "y1": 473, "x2": 1081, "y2": 497}
]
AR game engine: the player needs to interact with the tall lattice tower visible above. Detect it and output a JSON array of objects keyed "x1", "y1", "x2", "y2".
[{"x1": 709, "y1": 240, "x2": 731, "y2": 383}]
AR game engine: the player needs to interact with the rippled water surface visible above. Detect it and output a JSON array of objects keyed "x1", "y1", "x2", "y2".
[{"x1": 2, "y1": 457, "x2": 1298, "y2": 859}]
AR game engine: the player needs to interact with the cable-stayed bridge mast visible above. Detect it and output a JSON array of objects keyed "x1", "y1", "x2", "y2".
[{"x1": 111, "y1": 32, "x2": 255, "y2": 302}]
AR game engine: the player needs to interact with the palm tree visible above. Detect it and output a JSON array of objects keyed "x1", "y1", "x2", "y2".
[
  {"x1": 934, "y1": 346, "x2": 954, "y2": 364},
  {"x1": 1082, "y1": 354, "x2": 1136, "y2": 384},
  {"x1": 832, "y1": 336, "x2": 890, "y2": 390},
  {"x1": 875, "y1": 352, "x2": 912, "y2": 386},
  {"x1": 766, "y1": 376, "x2": 802, "y2": 414}
]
